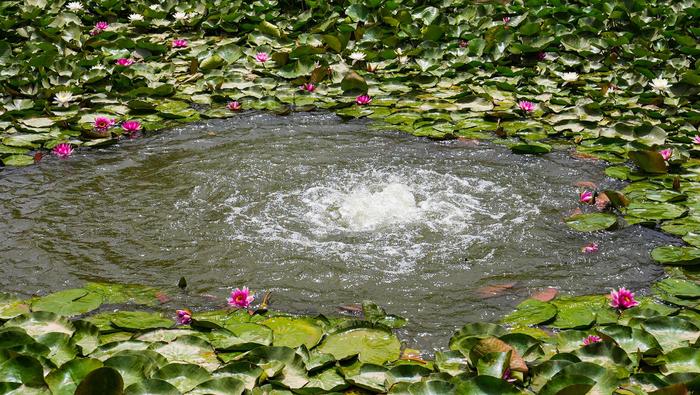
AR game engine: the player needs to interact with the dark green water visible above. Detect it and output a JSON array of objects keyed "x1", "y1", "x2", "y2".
[{"x1": 0, "y1": 113, "x2": 670, "y2": 351}]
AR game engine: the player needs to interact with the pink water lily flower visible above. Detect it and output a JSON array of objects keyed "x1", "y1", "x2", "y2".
[
  {"x1": 176, "y1": 309, "x2": 192, "y2": 325},
  {"x1": 610, "y1": 287, "x2": 639, "y2": 310},
  {"x1": 503, "y1": 16, "x2": 511, "y2": 24},
  {"x1": 94, "y1": 117, "x2": 116, "y2": 130},
  {"x1": 579, "y1": 190, "x2": 594, "y2": 204},
  {"x1": 228, "y1": 287, "x2": 254, "y2": 308},
  {"x1": 459, "y1": 40, "x2": 469, "y2": 48},
  {"x1": 95, "y1": 21, "x2": 109, "y2": 30},
  {"x1": 255, "y1": 52, "x2": 269, "y2": 63},
  {"x1": 121, "y1": 120, "x2": 142, "y2": 133},
  {"x1": 582, "y1": 243, "x2": 598, "y2": 254},
  {"x1": 537, "y1": 52, "x2": 547, "y2": 60},
  {"x1": 300, "y1": 83, "x2": 315, "y2": 92},
  {"x1": 693, "y1": 136, "x2": 700, "y2": 144},
  {"x1": 517, "y1": 100, "x2": 535, "y2": 113},
  {"x1": 172, "y1": 39, "x2": 188, "y2": 48},
  {"x1": 52, "y1": 143, "x2": 73, "y2": 158},
  {"x1": 659, "y1": 148, "x2": 672, "y2": 161},
  {"x1": 115, "y1": 58, "x2": 134, "y2": 66},
  {"x1": 227, "y1": 101, "x2": 241, "y2": 111},
  {"x1": 356, "y1": 95, "x2": 372, "y2": 105},
  {"x1": 583, "y1": 335, "x2": 602, "y2": 346}
]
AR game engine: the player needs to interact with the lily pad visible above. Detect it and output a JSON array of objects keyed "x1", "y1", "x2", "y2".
[{"x1": 564, "y1": 213, "x2": 617, "y2": 232}]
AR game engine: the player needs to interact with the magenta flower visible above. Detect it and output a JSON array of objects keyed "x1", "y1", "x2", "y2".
[
  {"x1": 356, "y1": 95, "x2": 372, "y2": 105},
  {"x1": 692, "y1": 136, "x2": 700, "y2": 144},
  {"x1": 228, "y1": 287, "x2": 254, "y2": 308},
  {"x1": 300, "y1": 83, "x2": 315, "y2": 93},
  {"x1": 95, "y1": 21, "x2": 109, "y2": 30},
  {"x1": 255, "y1": 52, "x2": 269, "y2": 63},
  {"x1": 121, "y1": 120, "x2": 142, "y2": 133},
  {"x1": 52, "y1": 143, "x2": 73, "y2": 158},
  {"x1": 459, "y1": 40, "x2": 469, "y2": 48},
  {"x1": 517, "y1": 100, "x2": 535, "y2": 113},
  {"x1": 582, "y1": 243, "x2": 599, "y2": 254},
  {"x1": 582, "y1": 335, "x2": 602, "y2": 346},
  {"x1": 659, "y1": 148, "x2": 672, "y2": 161},
  {"x1": 227, "y1": 101, "x2": 241, "y2": 111},
  {"x1": 537, "y1": 52, "x2": 547, "y2": 61},
  {"x1": 176, "y1": 309, "x2": 192, "y2": 325},
  {"x1": 115, "y1": 58, "x2": 134, "y2": 66},
  {"x1": 172, "y1": 39, "x2": 188, "y2": 48},
  {"x1": 94, "y1": 117, "x2": 116, "y2": 130},
  {"x1": 579, "y1": 190, "x2": 594, "y2": 204},
  {"x1": 610, "y1": 287, "x2": 639, "y2": 310},
  {"x1": 503, "y1": 16, "x2": 511, "y2": 24}
]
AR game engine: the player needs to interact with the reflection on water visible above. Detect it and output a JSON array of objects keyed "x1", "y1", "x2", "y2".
[{"x1": 0, "y1": 113, "x2": 670, "y2": 351}]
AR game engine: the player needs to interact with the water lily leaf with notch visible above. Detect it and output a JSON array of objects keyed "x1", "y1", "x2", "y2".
[
  {"x1": 103, "y1": 351, "x2": 163, "y2": 388},
  {"x1": 642, "y1": 317, "x2": 700, "y2": 352},
  {"x1": 451, "y1": 323, "x2": 508, "y2": 346},
  {"x1": 340, "y1": 71, "x2": 368, "y2": 93},
  {"x1": 629, "y1": 151, "x2": 668, "y2": 174},
  {"x1": 360, "y1": 301, "x2": 407, "y2": 329},
  {"x1": 564, "y1": 212, "x2": 617, "y2": 232},
  {"x1": 187, "y1": 377, "x2": 246, "y2": 395},
  {"x1": 651, "y1": 246, "x2": 700, "y2": 266},
  {"x1": 683, "y1": 233, "x2": 700, "y2": 247},
  {"x1": 212, "y1": 361, "x2": 262, "y2": 390},
  {"x1": 207, "y1": 324, "x2": 272, "y2": 351},
  {"x1": 603, "y1": 190, "x2": 630, "y2": 208},
  {"x1": 597, "y1": 324, "x2": 662, "y2": 358},
  {"x1": 297, "y1": 367, "x2": 347, "y2": 394},
  {"x1": 316, "y1": 323, "x2": 400, "y2": 365},
  {"x1": 0, "y1": 350, "x2": 46, "y2": 388},
  {"x1": 550, "y1": 296, "x2": 606, "y2": 329},
  {"x1": 625, "y1": 202, "x2": 686, "y2": 220},
  {"x1": 653, "y1": 278, "x2": 700, "y2": 299},
  {"x1": 475, "y1": 351, "x2": 511, "y2": 378},
  {"x1": 407, "y1": 379, "x2": 455, "y2": 395},
  {"x1": 661, "y1": 217, "x2": 700, "y2": 236},
  {"x1": 510, "y1": 141, "x2": 552, "y2": 154},
  {"x1": 501, "y1": 299, "x2": 557, "y2": 326},
  {"x1": 123, "y1": 379, "x2": 180, "y2": 395},
  {"x1": 244, "y1": 346, "x2": 308, "y2": 389},
  {"x1": 469, "y1": 337, "x2": 528, "y2": 373},
  {"x1": 74, "y1": 367, "x2": 123, "y2": 395},
  {"x1": 452, "y1": 375, "x2": 522, "y2": 395},
  {"x1": 71, "y1": 320, "x2": 99, "y2": 356},
  {"x1": 45, "y1": 358, "x2": 102, "y2": 395},
  {"x1": 0, "y1": 295, "x2": 30, "y2": 320},
  {"x1": 37, "y1": 332, "x2": 76, "y2": 366},
  {"x1": 110, "y1": 311, "x2": 173, "y2": 331},
  {"x1": 150, "y1": 335, "x2": 219, "y2": 371},
  {"x1": 573, "y1": 341, "x2": 632, "y2": 375},
  {"x1": 435, "y1": 350, "x2": 469, "y2": 376},
  {"x1": 261, "y1": 317, "x2": 323, "y2": 348},
  {"x1": 345, "y1": 363, "x2": 388, "y2": 392},
  {"x1": 152, "y1": 362, "x2": 212, "y2": 393},
  {"x1": 83, "y1": 282, "x2": 160, "y2": 306},
  {"x1": 31, "y1": 289, "x2": 103, "y2": 316},
  {"x1": 386, "y1": 364, "x2": 433, "y2": 387},
  {"x1": 529, "y1": 359, "x2": 575, "y2": 392},
  {"x1": 664, "y1": 347, "x2": 700, "y2": 374},
  {"x1": 1, "y1": 155, "x2": 34, "y2": 167},
  {"x1": 5, "y1": 311, "x2": 74, "y2": 338}
]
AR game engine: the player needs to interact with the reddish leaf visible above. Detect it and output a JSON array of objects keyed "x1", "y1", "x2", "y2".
[
  {"x1": 530, "y1": 288, "x2": 558, "y2": 302},
  {"x1": 476, "y1": 282, "x2": 516, "y2": 299},
  {"x1": 155, "y1": 292, "x2": 170, "y2": 304},
  {"x1": 575, "y1": 181, "x2": 597, "y2": 189},
  {"x1": 595, "y1": 192, "x2": 610, "y2": 210},
  {"x1": 33, "y1": 152, "x2": 43, "y2": 162}
]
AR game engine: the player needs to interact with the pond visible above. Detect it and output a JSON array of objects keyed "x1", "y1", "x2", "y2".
[{"x1": 0, "y1": 113, "x2": 671, "y2": 351}]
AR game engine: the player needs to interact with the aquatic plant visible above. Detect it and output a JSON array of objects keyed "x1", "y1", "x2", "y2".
[
  {"x1": 52, "y1": 143, "x2": 73, "y2": 158},
  {"x1": 609, "y1": 287, "x2": 639, "y2": 310},
  {"x1": 579, "y1": 190, "x2": 594, "y2": 204},
  {"x1": 255, "y1": 52, "x2": 269, "y2": 63},
  {"x1": 227, "y1": 101, "x2": 241, "y2": 111},
  {"x1": 517, "y1": 100, "x2": 534, "y2": 113},
  {"x1": 121, "y1": 120, "x2": 142, "y2": 133},
  {"x1": 93, "y1": 117, "x2": 116, "y2": 131},
  {"x1": 659, "y1": 148, "x2": 672, "y2": 161},
  {"x1": 228, "y1": 286, "x2": 254, "y2": 308},
  {"x1": 582, "y1": 243, "x2": 598, "y2": 253},
  {"x1": 356, "y1": 94, "x2": 372, "y2": 105},
  {"x1": 115, "y1": 58, "x2": 134, "y2": 67},
  {"x1": 582, "y1": 335, "x2": 602, "y2": 345},
  {"x1": 175, "y1": 308, "x2": 192, "y2": 325},
  {"x1": 52, "y1": 91, "x2": 75, "y2": 108},
  {"x1": 300, "y1": 83, "x2": 315, "y2": 92},
  {"x1": 171, "y1": 39, "x2": 188, "y2": 48}
]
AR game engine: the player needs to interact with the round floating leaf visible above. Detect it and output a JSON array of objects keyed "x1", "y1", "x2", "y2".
[
  {"x1": 187, "y1": 377, "x2": 245, "y2": 395},
  {"x1": 110, "y1": 311, "x2": 173, "y2": 331},
  {"x1": 408, "y1": 379, "x2": 455, "y2": 395},
  {"x1": 653, "y1": 278, "x2": 700, "y2": 298},
  {"x1": 625, "y1": 202, "x2": 686, "y2": 220},
  {"x1": 262, "y1": 317, "x2": 323, "y2": 348},
  {"x1": 629, "y1": 150, "x2": 668, "y2": 174},
  {"x1": 510, "y1": 141, "x2": 552, "y2": 154},
  {"x1": 0, "y1": 351, "x2": 46, "y2": 387},
  {"x1": 651, "y1": 246, "x2": 700, "y2": 266},
  {"x1": 573, "y1": 341, "x2": 632, "y2": 372},
  {"x1": 71, "y1": 320, "x2": 100, "y2": 355},
  {"x1": 124, "y1": 379, "x2": 180, "y2": 395},
  {"x1": 5, "y1": 311, "x2": 75, "y2": 337},
  {"x1": 469, "y1": 337, "x2": 528, "y2": 373},
  {"x1": 664, "y1": 347, "x2": 700, "y2": 374},
  {"x1": 150, "y1": 335, "x2": 219, "y2": 371},
  {"x1": 153, "y1": 363, "x2": 211, "y2": 393},
  {"x1": 501, "y1": 299, "x2": 557, "y2": 326},
  {"x1": 316, "y1": 325, "x2": 400, "y2": 365},
  {"x1": 84, "y1": 283, "x2": 159, "y2": 306},
  {"x1": 104, "y1": 353, "x2": 161, "y2": 388},
  {"x1": 453, "y1": 375, "x2": 522, "y2": 394},
  {"x1": 302, "y1": 367, "x2": 347, "y2": 393},
  {"x1": 564, "y1": 213, "x2": 618, "y2": 232},
  {"x1": 345, "y1": 363, "x2": 388, "y2": 392},
  {"x1": 212, "y1": 361, "x2": 262, "y2": 390},
  {"x1": 31, "y1": 289, "x2": 103, "y2": 316},
  {"x1": 642, "y1": 317, "x2": 700, "y2": 352},
  {"x1": 45, "y1": 358, "x2": 103, "y2": 395},
  {"x1": 597, "y1": 324, "x2": 661, "y2": 356},
  {"x1": 340, "y1": 71, "x2": 368, "y2": 93},
  {"x1": 74, "y1": 367, "x2": 123, "y2": 395}
]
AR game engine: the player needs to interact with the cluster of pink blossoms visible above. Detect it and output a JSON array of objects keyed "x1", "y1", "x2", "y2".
[
  {"x1": 90, "y1": 21, "x2": 108, "y2": 35},
  {"x1": 176, "y1": 287, "x2": 255, "y2": 325}
]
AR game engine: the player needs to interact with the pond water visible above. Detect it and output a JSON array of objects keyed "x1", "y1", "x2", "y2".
[{"x1": 0, "y1": 113, "x2": 671, "y2": 351}]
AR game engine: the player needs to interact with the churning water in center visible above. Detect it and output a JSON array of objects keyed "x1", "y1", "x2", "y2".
[{"x1": 0, "y1": 113, "x2": 670, "y2": 351}]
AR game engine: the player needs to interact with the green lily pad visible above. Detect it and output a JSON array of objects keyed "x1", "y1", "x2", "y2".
[
  {"x1": 262, "y1": 317, "x2": 323, "y2": 349},
  {"x1": 31, "y1": 289, "x2": 103, "y2": 316},
  {"x1": 152, "y1": 363, "x2": 212, "y2": 392},
  {"x1": 45, "y1": 358, "x2": 103, "y2": 395},
  {"x1": 629, "y1": 150, "x2": 668, "y2": 174},
  {"x1": 74, "y1": 367, "x2": 124, "y2": 395},
  {"x1": 625, "y1": 202, "x2": 687, "y2": 220},
  {"x1": 123, "y1": 379, "x2": 180, "y2": 395},
  {"x1": 564, "y1": 213, "x2": 617, "y2": 232},
  {"x1": 651, "y1": 246, "x2": 700, "y2": 266},
  {"x1": 316, "y1": 325, "x2": 400, "y2": 365},
  {"x1": 110, "y1": 311, "x2": 173, "y2": 331},
  {"x1": 501, "y1": 299, "x2": 557, "y2": 326}
]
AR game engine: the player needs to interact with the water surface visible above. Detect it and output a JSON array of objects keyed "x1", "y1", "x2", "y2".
[{"x1": 0, "y1": 113, "x2": 669, "y2": 351}]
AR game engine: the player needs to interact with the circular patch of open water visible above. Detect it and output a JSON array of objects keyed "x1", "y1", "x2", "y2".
[{"x1": 0, "y1": 113, "x2": 671, "y2": 351}]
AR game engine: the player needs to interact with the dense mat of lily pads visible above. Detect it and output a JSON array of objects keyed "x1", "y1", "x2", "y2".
[{"x1": 1, "y1": 281, "x2": 700, "y2": 394}]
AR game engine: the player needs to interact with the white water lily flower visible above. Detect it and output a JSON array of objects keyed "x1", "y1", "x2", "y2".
[
  {"x1": 173, "y1": 11, "x2": 188, "y2": 21},
  {"x1": 148, "y1": 4, "x2": 160, "y2": 10},
  {"x1": 349, "y1": 52, "x2": 366, "y2": 62},
  {"x1": 128, "y1": 13, "x2": 144, "y2": 22},
  {"x1": 561, "y1": 72, "x2": 579, "y2": 82},
  {"x1": 650, "y1": 77, "x2": 670, "y2": 93},
  {"x1": 66, "y1": 1, "x2": 83, "y2": 11},
  {"x1": 53, "y1": 91, "x2": 74, "y2": 107}
]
